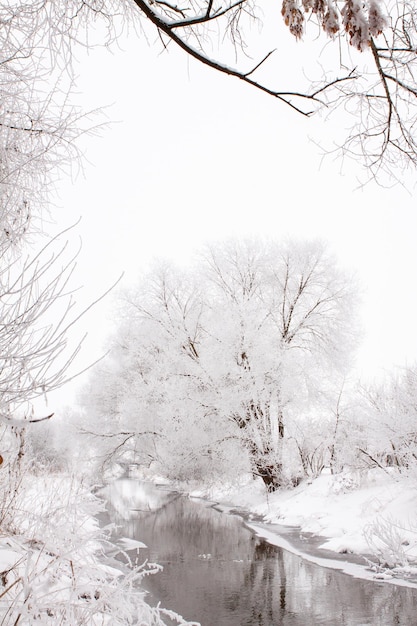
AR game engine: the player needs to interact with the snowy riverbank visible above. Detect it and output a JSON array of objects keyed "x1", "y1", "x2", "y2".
[{"x1": 190, "y1": 468, "x2": 417, "y2": 587}]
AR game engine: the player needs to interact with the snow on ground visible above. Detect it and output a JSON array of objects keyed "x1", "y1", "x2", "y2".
[{"x1": 192, "y1": 468, "x2": 417, "y2": 586}]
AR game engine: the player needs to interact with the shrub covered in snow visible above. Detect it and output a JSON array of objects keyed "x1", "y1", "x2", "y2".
[
  {"x1": 0, "y1": 463, "x2": 198, "y2": 625},
  {"x1": 364, "y1": 516, "x2": 417, "y2": 571}
]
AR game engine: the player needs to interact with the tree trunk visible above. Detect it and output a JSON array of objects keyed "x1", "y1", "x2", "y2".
[
  {"x1": 250, "y1": 442, "x2": 283, "y2": 491},
  {"x1": 254, "y1": 458, "x2": 283, "y2": 491},
  {"x1": 244, "y1": 407, "x2": 286, "y2": 491}
]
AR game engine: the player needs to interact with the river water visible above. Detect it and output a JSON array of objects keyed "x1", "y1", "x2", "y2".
[{"x1": 104, "y1": 479, "x2": 417, "y2": 626}]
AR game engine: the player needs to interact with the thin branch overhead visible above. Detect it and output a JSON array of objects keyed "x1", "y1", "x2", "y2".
[
  {"x1": 125, "y1": 0, "x2": 417, "y2": 179},
  {"x1": 131, "y1": 0, "x2": 358, "y2": 116},
  {"x1": 1, "y1": 0, "x2": 416, "y2": 180}
]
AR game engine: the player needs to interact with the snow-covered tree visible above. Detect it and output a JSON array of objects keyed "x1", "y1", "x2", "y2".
[
  {"x1": 83, "y1": 239, "x2": 357, "y2": 489},
  {"x1": 0, "y1": 0, "x2": 94, "y2": 432},
  {"x1": 0, "y1": 31, "x2": 96, "y2": 529}
]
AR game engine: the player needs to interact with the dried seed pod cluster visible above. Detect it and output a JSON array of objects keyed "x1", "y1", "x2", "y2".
[{"x1": 282, "y1": 0, "x2": 387, "y2": 49}]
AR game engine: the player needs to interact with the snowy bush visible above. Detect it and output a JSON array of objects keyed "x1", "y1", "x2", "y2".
[
  {"x1": 331, "y1": 470, "x2": 361, "y2": 494},
  {"x1": 287, "y1": 418, "x2": 329, "y2": 480},
  {"x1": 364, "y1": 516, "x2": 417, "y2": 570},
  {"x1": 0, "y1": 466, "x2": 199, "y2": 625}
]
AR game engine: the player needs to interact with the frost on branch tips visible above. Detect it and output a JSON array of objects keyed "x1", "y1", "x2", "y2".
[{"x1": 281, "y1": 0, "x2": 387, "y2": 49}]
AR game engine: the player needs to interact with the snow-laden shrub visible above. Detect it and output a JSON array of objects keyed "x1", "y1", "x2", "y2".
[
  {"x1": 0, "y1": 467, "x2": 199, "y2": 625},
  {"x1": 364, "y1": 516, "x2": 417, "y2": 570},
  {"x1": 287, "y1": 430, "x2": 327, "y2": 480},
  {"x1": 331, "y1": 470, "x2": 361, "y2": 494}
]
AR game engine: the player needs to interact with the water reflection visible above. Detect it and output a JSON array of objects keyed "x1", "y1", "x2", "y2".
[{"x1": 104, "y1": 480, "x2": 417, "y2": 625}]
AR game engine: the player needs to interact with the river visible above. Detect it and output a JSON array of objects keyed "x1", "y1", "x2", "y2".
[{"x1": 103, "y1": 479, "x2": 417, "y2": 626}]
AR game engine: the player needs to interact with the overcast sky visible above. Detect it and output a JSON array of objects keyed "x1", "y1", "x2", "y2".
[{"x1": 45, "y1": 14, "x2": 417, "y2": 408}]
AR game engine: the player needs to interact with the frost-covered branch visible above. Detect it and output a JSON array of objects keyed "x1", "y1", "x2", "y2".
[{"x1": 131, "y1": 0, "x2": 359, "y2": 116}]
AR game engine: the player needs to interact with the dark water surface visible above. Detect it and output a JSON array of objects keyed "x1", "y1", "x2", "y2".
[{"x1": 104, "y1": 480, "x2": 417, "y2": 626}]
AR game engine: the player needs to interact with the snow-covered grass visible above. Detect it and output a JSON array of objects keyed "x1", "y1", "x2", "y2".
[{"x1": 191, "y1": 468, "x2": 417, "y2": 586}]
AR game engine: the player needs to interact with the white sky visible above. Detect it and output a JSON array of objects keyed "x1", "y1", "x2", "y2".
[{"x1": 44, "y1": 14, "x2": 417, "y2": 408}]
